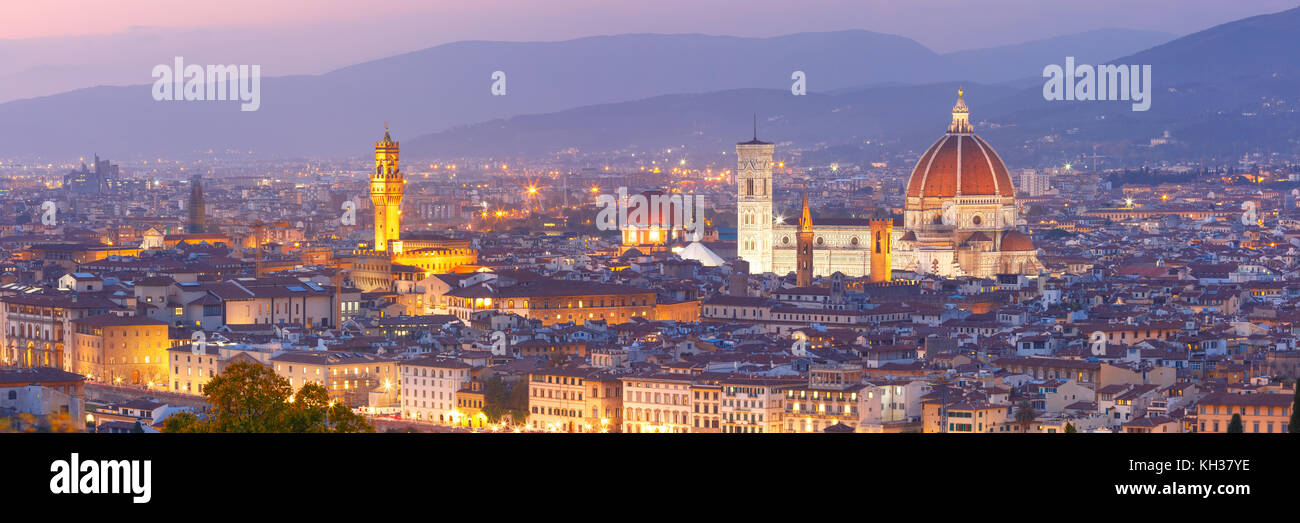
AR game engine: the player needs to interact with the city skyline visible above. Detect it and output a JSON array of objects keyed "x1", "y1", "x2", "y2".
[{"x1": 0, "y1": 2, "x2": 1295, "y2": 511}]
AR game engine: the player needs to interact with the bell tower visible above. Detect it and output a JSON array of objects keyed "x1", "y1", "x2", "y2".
[
  {"x1": 371, "y1": 123, "x2": 403, "y2": 252},
  {"x1": 869, "y1": 218, "x2": 893, "y2": 282},
  {"x1": 736, "y1": 117, "x2": 774, "y2": 274},
  {"x1": 796, "y1": 192, "x2": 813, "y2": 287}
]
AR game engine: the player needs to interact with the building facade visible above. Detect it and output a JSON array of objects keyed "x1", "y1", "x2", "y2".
[
  {"x1": 70, "y1": 314, "x2": 170, "y2": 385},
  {"x1": 737, "y1": 91, "x2": 1041, "y2": 280}
]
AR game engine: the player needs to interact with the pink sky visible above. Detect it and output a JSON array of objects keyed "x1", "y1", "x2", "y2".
[{"x1": 4, "y1": 0, "x2": 1295, "y2": 51}]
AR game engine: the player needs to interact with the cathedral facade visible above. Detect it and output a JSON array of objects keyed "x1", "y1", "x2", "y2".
[
  {"x1": 735, "y1": 133, "x2": 890, "y2": 281},
  {"x1": 736, "y1": 91, "x2": 1041, "y2": 280}
]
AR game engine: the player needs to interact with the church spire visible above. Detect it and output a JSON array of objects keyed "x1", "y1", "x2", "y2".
[
  {"x1": 795, "y1": 190, "x2": 813, "y2": 287},
  {"x1": 798, "y1": 191, "x2": 813, "y2": 232},
  {"x1": 948, "y1": 88, "x2": 973, "y2": 133}
]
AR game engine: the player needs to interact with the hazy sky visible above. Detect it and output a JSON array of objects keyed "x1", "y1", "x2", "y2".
[
  {"x1": 4, "y1": 0, "x2": 1295, "y2": 51},
  {"x1": 0, "y1": 0, "x2": 1294, "y2": 103}
]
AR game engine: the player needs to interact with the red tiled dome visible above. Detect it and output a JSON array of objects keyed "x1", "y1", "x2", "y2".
[
  {"x1": 1000, "y1": 230, "x2": 1035, "y2": 251},
  {"x1": 906, "y1": 133, "x2": 1015, "y2": 198}
]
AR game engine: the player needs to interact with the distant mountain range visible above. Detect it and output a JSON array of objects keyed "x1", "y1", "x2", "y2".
[
  {"x1": 407, "y1": 7, "x2": 1300, "y2": 167},
  {"x1": 0, "y1": 26, "x2": 1174, "y2": 159}
]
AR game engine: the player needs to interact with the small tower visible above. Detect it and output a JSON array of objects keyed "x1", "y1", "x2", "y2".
[
  {"x1": 728, "y1": 259, "x2": 750, "y2": 297},
  {"x1": 371, "y1": 123, "x2": 404, "y2": 252},
  {"x1": 796, "y1": 191, "x2": 813, "y2": 287},
  {"x1": 830, "y1": 271, "x2": 845, "y2": 305},
  {"x1": 187, "y1": 174, "x2": 206, "y2": 234},
  {"x1": 869, "y1": 218, "x2": 892, "y2": 283}
]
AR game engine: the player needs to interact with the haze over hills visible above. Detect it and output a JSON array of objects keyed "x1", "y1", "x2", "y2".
[
  {"x1": 0, "y1": 28, "x2": 1173, "y2": 160},
  {"x1": 940, "y1": 28, "x2": 1175, "y2": 86},
  {"x1": 404, "y1": 83, "x2": 1022, "y2": 159},
  {"x1": 407, "y1": 7, "x2": 1300, "y2": 167}
]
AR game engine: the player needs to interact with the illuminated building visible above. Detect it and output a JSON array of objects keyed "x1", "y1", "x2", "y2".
[
  {"x1": 738, "y1": 91, "x2": 1042, "y2": 280},
  {"x1": 527, "y1": 368, "x2": 622, "y2": 432},
  {"x1": 620, "y1": 374, "x2": 693, "y2": 433},
  {"x1": 735, "y1": 130, "x2": 775, "y2": 274},
  {"x1": 868, "y1": 218, "x2": 892, "y2": 283},
  {"x1": 399, "y1": 357, "x2": 472, "y2": 424},
  {"x1": 271, "y1": 351, "x2": 397, "y2": 407},
  {"x1": 70, "y1": 314, "x2": 170, "y2": 385},
  {"x1": 618, "y1": 189, "x2": 695, "y2": 254},
  {"x1": 166, "y1": 342, "x2": 273, "y2": 395},
  {"x1": 455, "y1": 379, "x2": 488, "y2": 429},
  {"x1": 719, "y1": 378, "x2": 799, "y2": 433},
  {"x1": 894, "y1": 90, "x2": 1042, "y2": 277},
  {"x1": 1196, "y1": 392, "x2": 1292, "y2": 433},
  {"x1": 445, "y1": 280, "x2": 656, "y2": 326},
  {"x1": 371, "y1": 125, "x2": 404, "y2": 252},
  {"x1": 361, "y1": 127, "x2": 477, "y2": 286},
  {"x1": 782, "y1": 364, "x2": 867, "y2": 433},
  {"x1": 795, "y1": 192, "x2": 813, "y2": 287},
  {"x1": 0, "y1": 294, "x2": 118, "y2": 369},
  {"x1": 690, "y1": 381, "x2": 721, "y2": 433}
]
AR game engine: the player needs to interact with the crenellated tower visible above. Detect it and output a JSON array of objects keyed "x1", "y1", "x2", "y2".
[{"x1": 371, "y1": 124, "x2": 404, "y2": 252}]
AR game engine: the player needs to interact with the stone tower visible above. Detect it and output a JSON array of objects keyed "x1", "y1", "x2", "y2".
[
  {"x1": 736, "y1": 118, "x2": 774, "y2": 274},
  {"x1": 187, "y1": 174, "x2": 206, "y2": 234},
  {"x1": 869, "y1": 218, "x2": 892, "y2": 282},
  {"x1": 796, "y1": 192, "x2": 813, "y2": 287},
  {"x1": 371, "y1": 124, "x2": 404, "y2": 252}
]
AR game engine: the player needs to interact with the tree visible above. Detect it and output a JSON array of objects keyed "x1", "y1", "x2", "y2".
[
  {"x1": 1015, "y1": 401, "x2": 1038, "y2": 432},
  {"x1": 0, "y1": 412, "x2": 81, "y2": 433},
  {"x1": 481, "y1": 376, "x2": 510, "y2": 423},
  {"x1": 44, "y1": 412, "x2": 83, "y2": 433},
  {"x1": 202, "y1": 361, "x2": 295, "y2": 432},
  {"x1": 1227, "y1": 413, "x2": 1244, "y2": 433},
  {"x1": 1064, "y1": 422, "x2": 1077, "y2": 433},
  {"x1": 504, "y1": 378, "x2": 531, "y2": 426},
  {"x1": 163, "y1": 412, "x2": 205, "y2": 433},
  {"x1": 162, "y1": 361, "x2": 373, "y2": 433}
]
